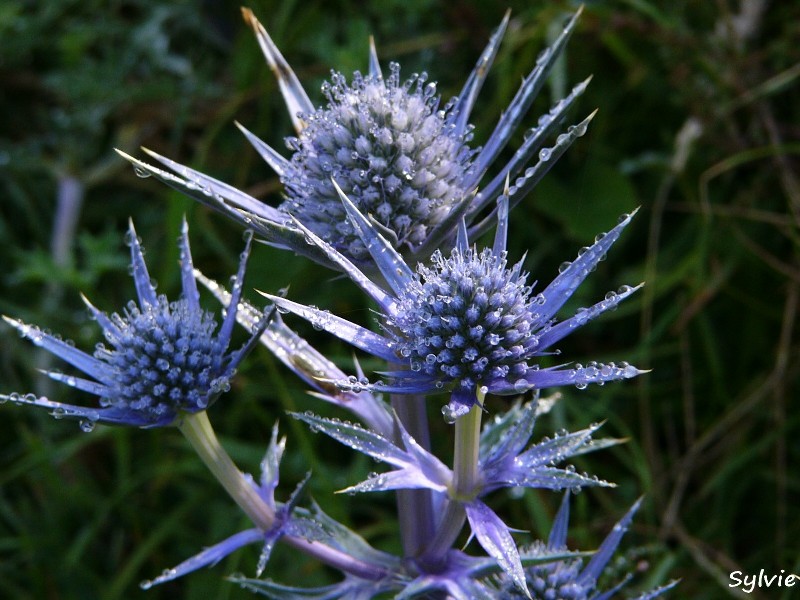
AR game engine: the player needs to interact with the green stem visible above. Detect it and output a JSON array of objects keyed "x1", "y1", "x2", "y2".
[
  {"x1": 178, "y1": 411, "x2": 389, "y2": 581},
  {"x1": 453, "y1": 402, "x2": 483, "y2": 497},
  {"x1": 422, "y1": 397, "x2": 484, "y2": 565},
  {"x1": 178, "y1": 411, "x2": 274, "y2": 530}
]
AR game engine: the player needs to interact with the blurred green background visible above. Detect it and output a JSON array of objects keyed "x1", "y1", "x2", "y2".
[{"x1": 1, "y1": 0, "x2": 798, "y2": 598}]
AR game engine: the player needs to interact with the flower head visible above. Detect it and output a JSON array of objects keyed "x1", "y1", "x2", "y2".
[
  {"x1": 493, "y1": 493, "x2": 678, "y2": 600},
  {"x1": 119, "y1": 8, "x2": 593, "y2": 269},
  {"x1": 1, "y1": 220, "x2": 270, "y2": 428},
  {"x1": 265, "y1": 186, "x2": 645, "y2": 421},
  {"x1": 280, "y1": 65, "x2": 475, "y2": 261},
  {"x1": 388, "y1": 244, "x2": 534, "y2": 398}
]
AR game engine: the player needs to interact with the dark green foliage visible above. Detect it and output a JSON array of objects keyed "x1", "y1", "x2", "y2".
[{"x1": 1, "y1": 1, "x2": 798, "y2": 598}]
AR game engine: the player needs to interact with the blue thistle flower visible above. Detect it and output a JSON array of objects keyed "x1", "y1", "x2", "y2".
[
  {"x1": 279, "y1": 64, "x2": 476, "y2": 262},
  {"x1": 118, "y1": 8, "x2": 594, "y2": 268},
  {"x1": 1, "y1": 220, "x2": 270, "y2": 428},
  {"x1": 493, "y1": 493, "x2": 678, "y2": 600},
  {"x1": 264, "y1": 187, "x2": 645, "y2": 422}
]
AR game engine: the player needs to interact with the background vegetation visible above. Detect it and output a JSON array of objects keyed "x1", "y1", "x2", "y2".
[{"x1": 1, "y1": 0, "x2": 797, "y2": 598}]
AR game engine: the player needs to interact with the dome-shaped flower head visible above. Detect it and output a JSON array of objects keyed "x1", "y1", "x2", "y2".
[
  {"x1": 119, "y1": 8, "x2": 594, "y2": 270},
  {"x1": 278, "y1": 64, "x2": 475, "y2": 262},
  {"x1": 1, "y1": 220, "x2": 270, "y2": 429},
  {"x1": 264, "y1": 185, "x2": 645, "y2": 422}
]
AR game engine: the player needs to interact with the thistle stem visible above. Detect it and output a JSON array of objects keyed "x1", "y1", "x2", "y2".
[
  {"x1": 392, "y1": 393, "x2": 437, "y2": 557},
  {"x1": 179, "y1": 411, "x2": 274, "y2": 530},
  {"x1": 453, "y1": 401, "x2": 483, "y2": 495},
  {"x1": 422, "y1": 398, "x2": 483, "y2": 564},
  {"x1": 179, "y1": 411, "x2": 388, "y2": 581},
  {"x1": 421, "y1": 500, "x2": 466, "y2": 567}
]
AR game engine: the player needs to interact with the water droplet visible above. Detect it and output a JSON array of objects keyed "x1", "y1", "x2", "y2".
[
  {"x1": 441, "y1": 404, "x2": 458, "y2": 424},
  {"x1": 79, "y1": 419, "x2": 96, "y2": 433},
  {"x1": 539, "y1": 147, "x2": 552, "y2": 162},
  {"x1": 133, "y1": 166, "x2": 151, "y2": 179}
]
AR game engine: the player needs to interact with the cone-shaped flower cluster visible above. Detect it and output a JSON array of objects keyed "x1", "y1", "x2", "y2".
[
  {"x1": 265, "y1": 187, "x2": 644, "y2": 421},
  {"x1": 281, "y1": 65, "x2": 476, "y2": 260},
  {"x1": 1, "y1": 220, "x2": 270, "y2": 428},
  {"x1": 118, "y1": 8, "x2": 594, "y2": 269}
]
